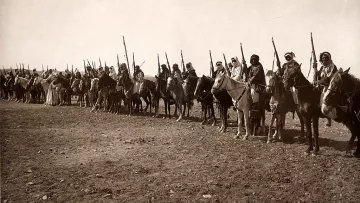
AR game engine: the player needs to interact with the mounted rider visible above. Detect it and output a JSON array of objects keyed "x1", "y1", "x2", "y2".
[
  {"x1": 172, "y1": 64, "x2": 183, "y2": 84},
  {"x1": 315, "y1": 52, "x2": 337, "y2": 127},
  {"x1": 212, "y1": 61, "x2": 226, "y2": 79},
  {"x1": 183, "y1": 62, "x2": 197, "y2": 81},
  {"x1": 276, "y1": 51, "x2": 299, "y2": 112},
  {"x1": 315, "y1": 52, "x2": 338, "y2": 87},
  {"x1": 109, "y1": 66, "x2": 117, "y2": 80},
  {"x1": 133, "y1": 65, "x2": 144, "y2": 94},
  {"x1": 159, "y1": 64, "x2": 171, "y2": 81},
  {"x1": 230, "y1": 57, "x2": 245, "y2": 82},
  {"x1": 246, "y1": 54, "x2": 266, "y2": 107}
]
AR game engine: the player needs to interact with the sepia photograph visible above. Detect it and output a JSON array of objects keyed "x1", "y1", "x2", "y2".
[{"x1": 1, "y1": 0, "x2": 360, "y2": 202}]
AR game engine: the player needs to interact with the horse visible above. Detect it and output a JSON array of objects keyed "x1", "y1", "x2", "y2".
[
  {"x1": 138, "y1": 79, "x2": 155, "y2": 115},
  {"x1": 322, "y1": 68, "x2": 360, "y2": 156},
  {"x1": 211, "y1": 72, "x2": 252, "y2": 140},
  {"x1": 182, "y1": 76, "x2": 197, "y2": 117},
  {"x1": 194, "y1": 75, "x2": 216, "y2": 125},
  {"x1": 265, "y1": 70, "x2": 304, "y2": 143},
  {"x1": 167, "y1": 76, "x2": 184, "y2": 121},
  {"x1": 33, "y1": 76, "x2": 49, "y2": 104},
  {"x1": 154, "y1": 76, "x2": 177, "y2": 118},
  {"x1": 89, "y1": 78, "x2": 99, "y2": 108},
  {"x1": 14, "y1": 76, "x2": 30, "y2": 103},
  {"x1": 91, "y1": 73, "x2": 117, "y2": 112},
  {"x1": 71, "y1": 78, "x2": 88, "y2": 107},
  {"x1": 283, "y1": 66, "x2": 322, "y2": 155},
  {"x1": 52, "y1": 75, "x2": 72, "y2": 105}
]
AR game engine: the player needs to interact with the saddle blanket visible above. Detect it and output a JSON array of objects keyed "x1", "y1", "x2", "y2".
[{"x1": 250, "y1": 84, "x2": 259, "y2": 103}]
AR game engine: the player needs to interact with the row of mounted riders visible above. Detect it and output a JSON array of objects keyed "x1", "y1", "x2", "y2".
[{"x1": 0, "y1": 60, "x2": 359, "y2": 157}]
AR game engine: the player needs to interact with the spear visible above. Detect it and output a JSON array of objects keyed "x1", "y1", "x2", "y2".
[
  {"x1": 181, "y1": 50, "x2": 186, "y2": 73},
  {"x1": 223, "y1": 53, "x2": 231, "y2": 76},
  {"x1": 42, "y1": 64, "x2": 44, "y2": 72},
  {"x1": 67, "y1": 64, "x2": 69, "y2": 70},
  {"x1": 271, "y1": 51, "x2": 276, "y2": 71},
  {"x1": 83, "y1": 60, "x2": 87, "y2": 74},
  {"x1": 132, "y1": 52, "x2": 136, "y2": 73},
  {"x1": 307, "y1": 54, "x2": 313, "y2": 79},
  {"x1": 117, "y1": 54, "x2": 120, "y2": 68},
  {"x1": 122, "y1": 36, "x2": 130, "y2": 75},
  {"x1": 99, "y1": 58, "x2": 102, "y2": 67},
  {"x1": 139, "y1": 61, "x2": 145, "y2": 67},
  {"x1": 165, "y1": 52, "x2": 171, "y2": 73},
  {"x1": 157, "y1": 54, "x2": 160, "y2": 75},
  {"x1": 47, "y1": 65, "x2": 48, "y2": 72},
  {"x1": 16, "y1": 64, "x2": 19, "y2": 69},
  {"x1": 209, "y1": 50, "x2": 214, "y2": 77}
]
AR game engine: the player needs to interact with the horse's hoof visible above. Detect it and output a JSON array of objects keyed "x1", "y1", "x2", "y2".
[
  {"x1": 311, "y1": 151, "x2": 319, "y2": 156},
  {"x1": 242, "y1": 136, "x2": 248, "y2": 141},
  {"x1": 266, "y1": 139, "x2": 271, "y2": 144},
  {"x1": 234, "y1": 135, "x2": 240, "y2": 139},
  {"x1": 353, "y1": 150, "x2": 360, "y2": 157},
  {"x1": 200, "y1": 121, "x2": 205, "y2": 125},
  {"x1": 304, "y1": 151, "x2": 310, "y2": 156}
]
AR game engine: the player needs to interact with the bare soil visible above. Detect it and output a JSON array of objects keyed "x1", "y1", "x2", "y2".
[{"x1": 1, "y1": 100, "x2": 360, "y2": 203}]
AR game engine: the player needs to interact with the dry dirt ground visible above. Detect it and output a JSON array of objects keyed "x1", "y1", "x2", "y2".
[{"x1": 1, "y1": 99, "x2": 360, "y2": 203}]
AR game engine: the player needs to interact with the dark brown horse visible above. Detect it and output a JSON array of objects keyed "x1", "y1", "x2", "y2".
[
  {"x1": 154, "y1": 76, "x2": 177, "y2": 118},
  {"x1": 194, "y1": 75, "x2": 216, "y2": 125},
  {"x1": 322, "y1": 68, "x2": 360, "y2": 157},
  {"x1": 182, "y1": 76, "x2": 198, "y2": 117},
  {"x1": 283, "y1": 66, "x2": 321, "y2": 155},
  {"x1": 265, "y1": 70, "x2": 304, "y2": 143}
]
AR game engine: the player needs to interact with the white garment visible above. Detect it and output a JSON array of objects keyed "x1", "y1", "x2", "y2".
[
  {"x1": 250, "y1": 84, "x2": 259, "y2": 103},
  {"x1": 230, "y1": 60, "x2": 243, "y2": 81}
]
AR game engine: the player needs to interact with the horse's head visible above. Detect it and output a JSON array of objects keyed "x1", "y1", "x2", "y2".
[
  {"x1": 14, "y1": 75, "x2": 20, "y2": 85},
  {"x1": 282, "y1": 66, "x2": 301, "y2": 90},
  {"x1": 211, "y1": 71, "x2": 226, "y2": 94},
  {"x1": 265, "y1": 70, "x2": 277, "y2": 94},
  {"x1": 166, "y1": 76, "x2": 175, "y2": 91},
  {"x1": 194, "y1": 75, "x2": 207, "y2": 98},
  {"x1": 90, "y1": 78, "x2": 99, "y2": 92},
  {"x1": 323, "y1": 67, "x2": 352, "y2": 107}
]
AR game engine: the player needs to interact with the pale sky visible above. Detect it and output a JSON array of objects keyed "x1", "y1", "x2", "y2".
[{"x1": 1, "y1": 0, "x2": 359, "y2": 78}]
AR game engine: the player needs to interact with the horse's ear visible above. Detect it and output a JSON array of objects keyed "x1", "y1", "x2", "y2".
[
  {"x1": 155, "y1": 75, "x2": 158, "y2": 78},
  {"x1": 338, "y1": 68, "x2": 343, "y2": 73},
  {"x1": 344, "y1": 67, "x2": 350, "y2": 74}
]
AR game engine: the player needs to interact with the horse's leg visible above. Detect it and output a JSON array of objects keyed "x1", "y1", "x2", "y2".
[
  {"x1": 235, "y1": 110, "x2": 243, "y2": 139},
  {"x1": 278, "y1": 114, "x2": 285, "y2": 142},
  {"x1": 242, "y1": 109, "x2": 250, "y2": 140},
  {"x1": 218, "y1": 105, "x2": 223, "y2": 130},
  {"x1": 326, "y1": 117, "x2": 332, "y2": 127},
  {"x1": 296, "y1": 109, "x2": 305, "y2": 142},
  {"x1": 201, "y1": 102, "x2": 206, "y2": 125},
  {"x1": 176, "y1": 101, "x2": 183, "y2": 122},
  {"x1": 304, "y1": 115, "x2": 313, "y2": 155},
  {"x1": 312, "y1": 115, "x2": 320, "y2": 155},
  {"x1": 163, "y1": 99, "x2": 168, "y2": 119},
  {"x1": 223, "y1": 107, "x2": 229, "y2": 132},
  {"x1": 267, "y1": 114, "x2": 275, "y2": 144},
  {"x1": 211, "y1": 103, "x2": 216, "y2": 126},
  {"x1": 187, "y1": 101, "x2": 190, "y2": 118},
  {"x1": 261, "y1": 109, "x2": 266, "y2": 134}
]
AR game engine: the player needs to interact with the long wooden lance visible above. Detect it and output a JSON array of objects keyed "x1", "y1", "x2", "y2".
[
  {"x1": 311, "y1": 32, "x2": 317, "y2": 83},
  {"x1": 123, "y1": 36, "x2": 131, "y2": 75},
  {"x1": 132, "y1": 52, "x2": 136, "y2": 73},
  {"x1": 99, "y1": 58, "x2": 102, "y2": 67},
  {"x1": 181, "y1": 50, "x2": 186, "y2": 73},
  {"x1": 223, "y1": 53, "x2": 231, "y2": 76},
  {"x1": 157, "y1": 54, "x2": 161, "y2": 75},
  {"x1": 165, "y1": 52, "x2": 171, "y2": 73},
  {"x1": 209, "y1": 50, "x2": 214, "y2": 77},
  {"x1": 117, "y1": 54, "x2": 120, "y2": 68},
  {"x1": 307, "y1": 54, "x2": 313, "y2": 79}
]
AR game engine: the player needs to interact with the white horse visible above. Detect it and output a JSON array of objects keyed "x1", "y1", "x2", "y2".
[
  {"x1": 33, "y1": 76, "x2": 50, "y2": 103},
  {"x1": 14, "y1": 76, "x2": 30, "y2": 103},
  {"x1": 211, "y1": 72, "x2": 252, "y2": 140}
]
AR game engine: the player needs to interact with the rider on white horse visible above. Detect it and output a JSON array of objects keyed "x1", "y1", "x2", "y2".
[{"x1": 133, "y1": 65, "x2": 144, "y2": 94}]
